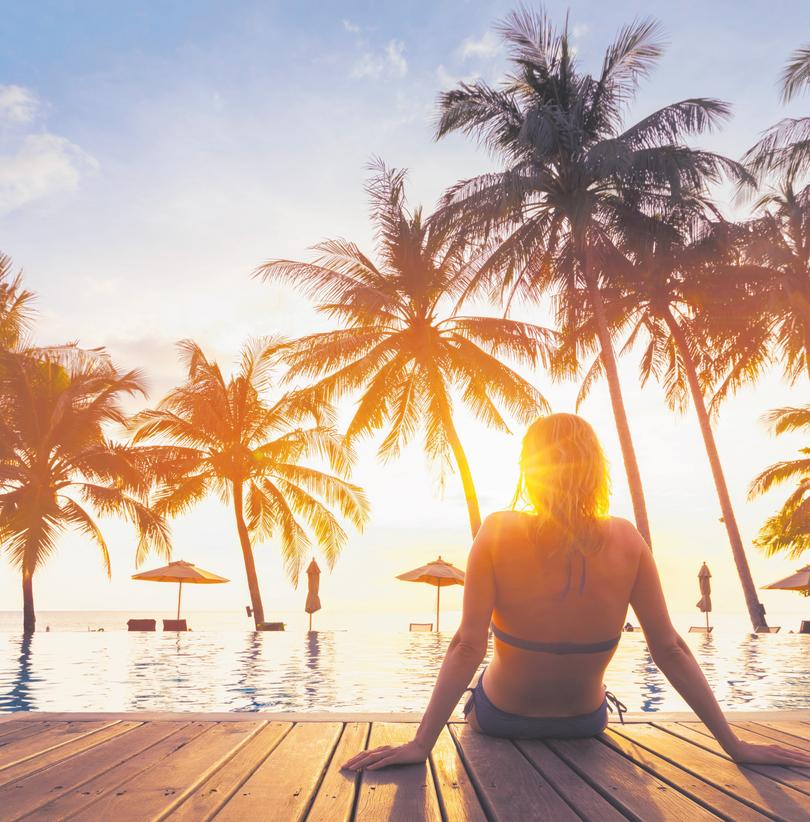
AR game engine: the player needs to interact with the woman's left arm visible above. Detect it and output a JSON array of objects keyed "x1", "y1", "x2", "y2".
[{"x1": 342, "y1": 518, "x2": 496, "y2": 771}]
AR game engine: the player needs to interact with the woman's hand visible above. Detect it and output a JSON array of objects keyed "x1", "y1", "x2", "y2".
[
  {"x1": 341, "y1": 740, "x2": 430, "y2": 772},
  {"x1": 725, "y1": 737, "x2": 810, "y2": 767}
]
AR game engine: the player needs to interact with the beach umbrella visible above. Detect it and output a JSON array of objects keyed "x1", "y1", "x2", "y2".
[
  {"x1": 396, "y1": 556, "x2": 464, "y2": 632},
  {"x1": 132, "y1": 560, "x2": 229, "y2": 620},
  {"x1": 696, "y1": 562, "x2": 712, "y2": 630},
  {"x1": 763, "y1": 565, "x2": 810, "y2": 596},
  {"x1": 305, "y1": 559, "x2": 322, "y2": 631}
]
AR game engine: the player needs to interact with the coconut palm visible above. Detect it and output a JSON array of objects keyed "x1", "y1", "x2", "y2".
[
  {"x1": 434, "y1": 8, "x2": 747, "y2": 546},
  {"x1": 574, "y1": 205, "x2": 770, "y2": 628},
  {"x1": 749, "y1": 405, "x2": 810, "y2": 560},
  {"x1": 0, "y1": 255, "x2": 35, "y2": 352},
  {"x1": 255, "y1": 161, "x2": 553, "y2": 536},
  {"x1": 0, "y1": 351, "x2": 170, "y2": 634},
  {"x1": 129, "y1": 338, "x2": 369, "y2": 629},
  {"x1": 744, "y1": 44, "x2": 810, "y2": 182}
]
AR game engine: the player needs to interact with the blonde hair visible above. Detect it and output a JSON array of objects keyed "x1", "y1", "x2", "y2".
[{"x1": 513, "y1": 413, "x2": 610, "y2": 555}]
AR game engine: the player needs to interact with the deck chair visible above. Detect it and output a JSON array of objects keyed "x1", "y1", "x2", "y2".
[
  {"x1": 257, "y1": 622, "x2": 285, "y2": 631},
  {"x1": 163, "y1": 619, "x2": 188, "y2": 631},
  {"x1": 755, "y1": 626, "x2": 781, "y2": 633},
  {"x1": 409, "y1": 622, "x2": 433, "y2": 632},
  {"x1": 127, "y1": 618, "x2": 156, "y2": 632}
]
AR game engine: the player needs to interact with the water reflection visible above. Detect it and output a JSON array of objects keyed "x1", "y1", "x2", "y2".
[
  {"x1": 0, "y1": 629, "x2": 807, "y2": 713},
  {"x1": 0, "y1": 634, "x2": 35, "y2": 712},
  {"x1": 633, "y1": 642, "x2": 667, "y2": 713}
]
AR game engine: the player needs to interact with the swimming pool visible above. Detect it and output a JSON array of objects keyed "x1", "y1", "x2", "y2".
[{"x1": 2, "y1": 626, "x2": 808, "y2": 713}]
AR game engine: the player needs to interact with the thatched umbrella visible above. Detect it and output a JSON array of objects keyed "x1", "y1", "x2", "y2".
[
  {"x1": 132, "y1": 560, "x2": 228, "y2": 620},
  {"x1": 396, "y1": 556, "x2": 464, "y2": 632}
]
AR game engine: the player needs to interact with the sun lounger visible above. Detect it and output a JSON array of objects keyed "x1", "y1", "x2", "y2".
[
  {"x1": 127, "y1": 619, "x2": 156, "y2": 631},
  {"x1": 163, "y1": 619, "x2": 188, "y2": 631},
  {"x1": 755, "y1": 626, "x2": 781, "y2": 633},
  {"x1": 409, "y1": 622, "x2": 433, "y2": 632},
  {"x1": 257, "y1": 621, "x2": 285, "y2": 631},
  {"x1": 800, "y1": 621, "x2": 810, "y2": 634}
]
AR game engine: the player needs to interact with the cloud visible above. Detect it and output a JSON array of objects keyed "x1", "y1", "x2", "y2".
[
  {"x1": 0, "y1": 85, "x2": 39, "y2": 125},
  {"x1": 342, "y1": 19, "x2": 360, "y2": 34},
  {"x1": 0, "y1": 133, "x2": 98, "y2": 215},
  {"x1": 458, "y1": 31, "x2": 500, "y2": 61},
  {"x1": 351, "y1": 39, "x2": 408, "y2": 79},
  {"x1": 436, "y1": 64, "x2": 479, "y2": 90}
]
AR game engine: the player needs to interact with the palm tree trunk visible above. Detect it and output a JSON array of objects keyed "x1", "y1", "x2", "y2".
[
  {"x1": 433, "y1": 383, "x2": 481, "y2": 537},
  {"x1": 662, "y1": 309, "x2": 769, "y2": 630},
  {"x1": 232, "y1": 481, "x2": 266, "y2": 629},
  {"x1": 445, "y1": 415, "x2": 482, "y2": 538},
  {"x1": 583, "y1": 270, "x2": 653, "y2": 547},
  {"x1": 22, "y1": 569, "x2": 35, "y2": 634}
]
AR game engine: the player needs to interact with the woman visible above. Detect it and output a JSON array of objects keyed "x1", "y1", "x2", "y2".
[{"x1": 344, "y1": 414, "x2": 810, "y2": 771}]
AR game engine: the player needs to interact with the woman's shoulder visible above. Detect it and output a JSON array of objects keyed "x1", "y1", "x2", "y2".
[
  {"x1": 481, "y1": 509, "x2": 535, "y2": 532},
  {"x1": 598, "y1": 516, "x2": 649, "y2": 558}
]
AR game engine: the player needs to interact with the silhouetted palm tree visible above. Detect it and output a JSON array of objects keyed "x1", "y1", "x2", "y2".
[
  {"x1": 434, "y1": 8, "x2": 746, "y2": 546},
  {"x1": 581, "y1": 206, "x2": 769, "y2": 628},
  {"x1": 0, "y1": 352, "x2": 169, "y2": 633},
  {"x1": 745, "y1": 43, "x2": 810, "y2": 181},
  {"x1": 255, "y1": 162, "x2": 553, "y2": 536},
  {"x1": 0, "y1": 255, "x2": 35, "y2": 352},
  {"x1": 749, "y1": 405, "x2": 810, "y2": 560},
  {"x1": 130, "y1": 338, "x2": 369, "y2": 628},
  {"x1": 706, "y1": 182, "x2": 810, "y2": 393}
]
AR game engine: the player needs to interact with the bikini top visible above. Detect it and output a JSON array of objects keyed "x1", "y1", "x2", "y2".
[{"x1": 491, "y1": 551, "x2": 621, "y2": 655}]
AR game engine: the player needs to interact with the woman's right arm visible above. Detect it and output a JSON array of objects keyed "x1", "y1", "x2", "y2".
[{"x1": 627, "y1": 523, "x2": 810, "y2": 767}]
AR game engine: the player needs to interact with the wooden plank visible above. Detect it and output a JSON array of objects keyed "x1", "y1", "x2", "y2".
[
  {"x1": 548, "y1": 735, "x2": 717, "y2": 821},
  {"x1": 0, "y1": 721, "x2": 185, "y2": 819},
  {"x1": 0, "y1": 720, "x2": 117, "y2": 771},
  {"x1": 670, "y1": 722, "x2": 810, "y2": 796},
  {"x1": 747, "y1": 722, "x2": 810, "y2": 752},
  {"x1": 26, "y1": 722, "x2": 210, "y2": 820},
  {"x1": 430, "y1": 725, "x2": 487, "y2": 822},
  {"x1": 0, "y1": 722, "x2": 140, "y2": 788},
  {"x1": 305, "y1": 722, "x2": 370, "y2": 822},
  {"x1": 516, "y1": 739, "x2": 630, "y2": 822},
  {"x1": 170, "y1": 722, "x2": 291, "y2": 821},
  {"x1": 450, "y1": 724, "x2": 578, "y2": 821},
  {"x1": 0, "y1": 720, "x2": 47, "y2": 742},
  {"x1": 603, "y1": 729, "x2": 770, "y2": 822},
  {"x1": 67, "y1": 721, "x2": 260, "y2": 821},
  {"x1": 616, "y1": 723, "x2": 810, "y2": 821},
  {"x1": 354, "y1": 723, "x2": 442, "y2": 822},
  {"x1": 217, "y1": 722, "x2": 342, "y2": 822}
]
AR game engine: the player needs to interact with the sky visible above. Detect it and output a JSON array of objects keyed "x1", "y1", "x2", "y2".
[{"x1": 1, "y1": 0, "x2": 810, "y2": 628}]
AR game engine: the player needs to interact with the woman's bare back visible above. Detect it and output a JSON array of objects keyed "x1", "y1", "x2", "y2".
[{"x1": 481, "y1": 511, "x2": 642, "y2": 717}]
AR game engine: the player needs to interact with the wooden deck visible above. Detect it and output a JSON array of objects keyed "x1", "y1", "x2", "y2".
[{"x1": 0, "y1": 713, "x2": 809, "y2": 820}]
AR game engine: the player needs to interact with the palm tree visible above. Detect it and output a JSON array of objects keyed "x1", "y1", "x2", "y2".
[
  {"x1": 129, "y1": 338, "x2": 369, "y2": 629},
  {"x1": 0, "y1": 255, "x2": 35, "y2": 352},
  {"x1": 717, "y1": 182, "x2": 810, "y2": 384},
  {"x1": 744, "y1": 43, "x2": 810, "y2": 182},
  {"x1": 581, "y1": 205, "x2": 769, "y2": 628},
  {"x1": 0, "y1": 351, "x2": 170, "y2": 634},
  {"x1": 749, "y1": 405, "x2": 810, "y2": 560},
  {"x1": 254, "y1": 162, "x2": 553, "y2": 537},
  {"x1": 434, "y1": 8, "x2": 747, "y2": 546}
]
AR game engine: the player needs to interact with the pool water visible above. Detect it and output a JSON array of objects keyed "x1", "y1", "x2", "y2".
[{"x1": 1, "y1": 627, "x2": 808, "y2": 714}]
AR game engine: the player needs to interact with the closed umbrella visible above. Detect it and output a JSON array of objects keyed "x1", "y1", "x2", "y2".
[
  {"x1": 696, "y1": 562, "x2": 712, "y2": 631},
  {"x1": 132, "y1": 560, "x2": 229, "y2": 620},
  {"x1": 305, "y1": 559, "x2": 322, "y2": 631},
  {"x1": 396, "y1": 556, "x2": 465, "y2": 632}
]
